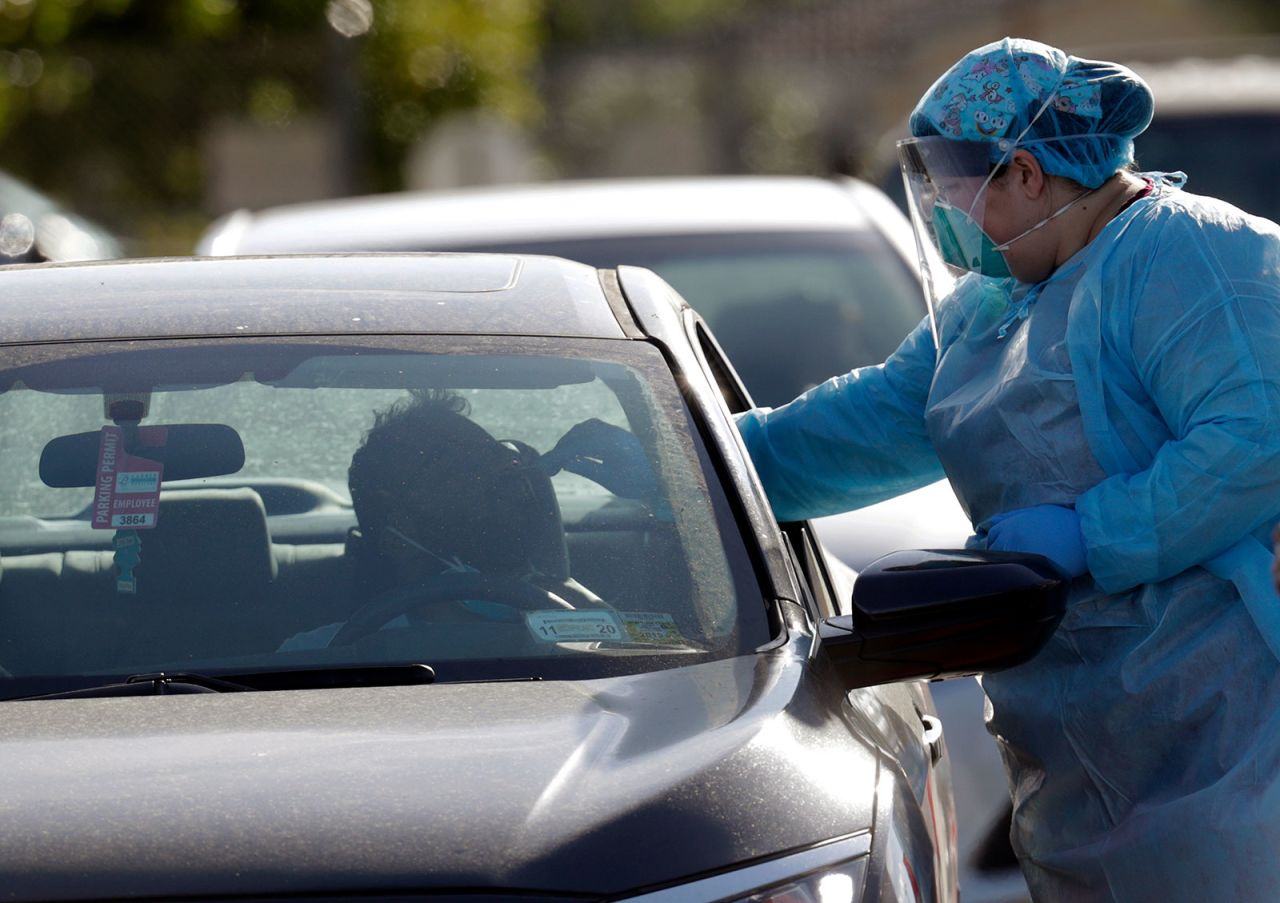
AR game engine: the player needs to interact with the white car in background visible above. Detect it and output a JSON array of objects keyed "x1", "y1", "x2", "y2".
[{"x1": 199, "y1": 176, "x2": 1027, "y2": 902}]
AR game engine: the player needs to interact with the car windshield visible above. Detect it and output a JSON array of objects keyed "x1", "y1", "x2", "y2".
[
  {"x1": 0, "y1": 336, "x2": 767, "y2": 699},
  {"x1": 443, "y1": 231, "x2": 926, "y2": 407}
]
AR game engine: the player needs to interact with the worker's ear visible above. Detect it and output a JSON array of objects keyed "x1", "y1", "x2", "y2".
[{"x1": 1007, "y1": 149, "x2": 1048, "y2": 200}]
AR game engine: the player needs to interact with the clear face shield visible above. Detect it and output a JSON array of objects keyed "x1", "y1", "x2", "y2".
[{"x1": 897, "y1": 136, "x2": 1011, "y2": 348}]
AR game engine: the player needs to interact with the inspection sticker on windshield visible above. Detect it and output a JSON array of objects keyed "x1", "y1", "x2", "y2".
[
  {"x1": 617, "y1": 612, "x2": 683, "y2": 645},
  {"x1": 91, "y1": 425, "x2": 166, "y2": 530},
  {"x1": 526, "y1": 610, "x2": 624, "y2": 643}
]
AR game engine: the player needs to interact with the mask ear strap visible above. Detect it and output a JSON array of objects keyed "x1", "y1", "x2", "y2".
[
  {"x1": 386, "y1": 525, "x2": 430, "y2": 555},
  {"x1": 990, "y1": 184, "x2": 1097, "y2": 252},
  {"x1": 386, "y1": 525, "x2": 476, "y2": 574}
]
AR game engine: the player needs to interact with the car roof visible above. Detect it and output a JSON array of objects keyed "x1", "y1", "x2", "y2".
[
  {"x1": 198, "y1": 175, "x2": 903, "y2": 256},
  {"x1": 0, "y1": 253, "x2": 629, "y2": 344}
]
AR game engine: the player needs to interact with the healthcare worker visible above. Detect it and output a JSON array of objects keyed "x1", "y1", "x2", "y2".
[{"x1": 737, "y1": 38, "x2": 1280, "y2": 902}]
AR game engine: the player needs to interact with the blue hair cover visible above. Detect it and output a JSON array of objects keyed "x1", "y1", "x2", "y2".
[{"x1": 910, "y1": 37, "x2": 1154, "y2": 188}]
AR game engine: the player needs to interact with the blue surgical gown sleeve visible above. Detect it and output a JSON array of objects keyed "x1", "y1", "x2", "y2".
[
  {"x1": 735, "y1": 316, "x2": 945, "y2": 521},
  {"x1": 1074, "y1": 210, "x2": 1280, "y2": 592}
]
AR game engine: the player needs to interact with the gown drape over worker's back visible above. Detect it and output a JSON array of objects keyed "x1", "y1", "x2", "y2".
[{"x1": 736, "y1": 170, "x2": 1280, "y2": 900}]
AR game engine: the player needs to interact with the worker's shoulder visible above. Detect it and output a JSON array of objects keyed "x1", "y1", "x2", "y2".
[{"x1": 1126, "y1": 177, "x2": 1280, "y2": 260}]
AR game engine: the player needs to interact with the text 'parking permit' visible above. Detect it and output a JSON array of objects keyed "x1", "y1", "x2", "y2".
[{"x1": 92, "y1": 425, "x2": 165, "y2": 531}]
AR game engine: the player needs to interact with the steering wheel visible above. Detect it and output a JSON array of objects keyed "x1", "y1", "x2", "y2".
[{"x1": 330, "y1": 572, "x2": 575, "y2": 647}]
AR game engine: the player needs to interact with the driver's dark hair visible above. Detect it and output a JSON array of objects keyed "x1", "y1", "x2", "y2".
[
  {"x1": 347, "y1": 388, "x2": 569, "y2": 590},
  {"x1": 348, "y1": 389, "x2": 481, "y2": 544}
]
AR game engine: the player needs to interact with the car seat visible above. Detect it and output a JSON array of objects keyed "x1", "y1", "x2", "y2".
[{"x1": 112, "y1": 487, "x2": 279, "y2": 667}]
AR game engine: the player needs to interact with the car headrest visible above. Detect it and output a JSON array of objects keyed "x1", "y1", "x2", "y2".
[
  {"x1": 492, "y1": 439, "x2": 569, "y2": 582},
  {"x1": 134, "y1": 488, "x2": 277, "y2": 587}
]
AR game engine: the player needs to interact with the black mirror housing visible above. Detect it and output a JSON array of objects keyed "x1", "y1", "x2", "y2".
[
  {"x1": 39, "y1": 424, "x2": 246, "y2": 488},
  {"x1": 819, "y1": 549, "x2": 1067, "y2": 690}
]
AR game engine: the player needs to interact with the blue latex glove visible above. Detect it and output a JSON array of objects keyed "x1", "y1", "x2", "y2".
[
  {"x1": 539, "y1": 418, "x2": 658, "y2": 500},
  {"x1": 984, "y1": 503, "x2": 1089, "y2": 578}
]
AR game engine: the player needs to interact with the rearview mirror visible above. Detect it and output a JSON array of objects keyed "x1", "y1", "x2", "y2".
[
  {"x1": 818, "y1": 549, "x2": 1067, "y2": 690},
  {"x1": 39, "y1": 424, "x2": 245, "y2": 488}
]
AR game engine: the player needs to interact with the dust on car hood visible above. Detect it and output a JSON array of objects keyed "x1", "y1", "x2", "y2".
[{"x1": 0, "y1": 647, "x2": 880, "y2": 900}]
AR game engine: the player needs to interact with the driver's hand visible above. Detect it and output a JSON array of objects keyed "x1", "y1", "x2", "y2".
[{"x1": 539, "y1": 419, "x2": 658, "y2": 500}]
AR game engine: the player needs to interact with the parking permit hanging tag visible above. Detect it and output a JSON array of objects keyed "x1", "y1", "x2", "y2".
[
  {"x1": 91, "y1": 425, "x2": 165, "y2": 594},
  {"x1": 91, "y1": 425, "x2": 166, "y2": 531}
]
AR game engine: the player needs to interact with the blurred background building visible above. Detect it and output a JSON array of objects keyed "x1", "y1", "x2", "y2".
[{"x1": 0, "y1": 0, "x2": 1276, "y2": 256}]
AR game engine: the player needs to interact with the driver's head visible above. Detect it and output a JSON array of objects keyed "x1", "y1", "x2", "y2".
[{"x1": 348, "y1": 391, "x2": 566, "y2": 583}]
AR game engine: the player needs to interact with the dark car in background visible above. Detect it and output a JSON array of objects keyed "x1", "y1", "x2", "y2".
[
  {"x1": 1125, "y1": 50, "x2": 1280, "y2": 223},
  {"x1": 0, "y1": 253, "x2": 1065, "y2": 901}
]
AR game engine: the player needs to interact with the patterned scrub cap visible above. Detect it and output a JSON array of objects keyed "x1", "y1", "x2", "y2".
[{"x1": 909, "y1": 37, "x2": 1155, "y2": 188}]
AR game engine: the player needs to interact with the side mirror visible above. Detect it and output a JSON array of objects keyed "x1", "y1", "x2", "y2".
[{"x1": 818, "y1": 549, "x2": 1067, "y2": 690}]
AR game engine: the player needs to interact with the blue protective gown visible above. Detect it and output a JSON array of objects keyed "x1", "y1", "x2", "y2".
[{"x1": 737, "y1": 173, "x2": 1280, "y2": 901}]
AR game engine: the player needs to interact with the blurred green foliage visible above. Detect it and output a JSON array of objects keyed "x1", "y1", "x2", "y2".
[
  {"x1": 360, "y1": 0, "x2": 543, "y2": 189},
  {"x1": 0, "y1": 0, "x2": 549, "y2": 252},
  {"x1": 0, "y1": 0, "x2": 799, "y2": 254}
]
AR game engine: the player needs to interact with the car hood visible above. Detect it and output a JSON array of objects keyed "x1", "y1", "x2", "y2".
[{"x1": 0, "y1": 644, "x2": 881, "y2": 900}]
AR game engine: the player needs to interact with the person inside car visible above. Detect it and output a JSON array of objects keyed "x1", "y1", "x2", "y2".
[{"x1": 279, "y1": 390, "x2": 610, "y2": 650}]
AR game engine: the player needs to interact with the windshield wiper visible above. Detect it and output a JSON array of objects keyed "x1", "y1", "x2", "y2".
[
  {"x1": 227, "y1": 663, "x2": 436, "y2": 691},
  {"x1": 7, "y1": 664, "x2": 436, "y2": 700},
  {"x1": 10, "y1": 671, "x2": 253, "y2": 700}
]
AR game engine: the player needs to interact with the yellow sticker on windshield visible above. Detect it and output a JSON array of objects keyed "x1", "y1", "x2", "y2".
[{"x1": 618, "y1": 612, "x2": 684, "y2": 645}]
